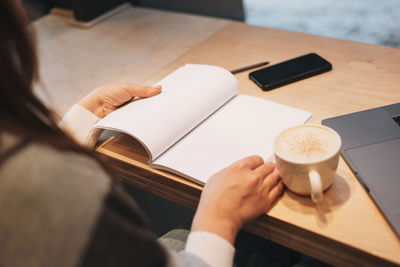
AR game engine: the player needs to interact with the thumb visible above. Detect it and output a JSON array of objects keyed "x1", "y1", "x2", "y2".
[{"x1": 121, "y1": 83, "x2": 162, "y2": 98}]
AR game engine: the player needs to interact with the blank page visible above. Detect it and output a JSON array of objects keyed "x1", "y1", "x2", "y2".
[{"x1": 152, "y1": 95, "x2": 312, "y2": 184}]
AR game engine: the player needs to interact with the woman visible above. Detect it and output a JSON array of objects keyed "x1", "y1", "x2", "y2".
[{"x1": 0, "y1": 1, "x2": 283, "y2": 266}]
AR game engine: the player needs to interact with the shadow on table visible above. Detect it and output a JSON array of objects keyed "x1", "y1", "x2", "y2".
[{"x1": 280, "y1": 174, "x2": 351, "y2": 226}]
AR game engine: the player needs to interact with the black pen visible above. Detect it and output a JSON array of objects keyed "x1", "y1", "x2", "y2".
[{"x1": 230, "y1": 61, "x2": 269, "y2": 74}]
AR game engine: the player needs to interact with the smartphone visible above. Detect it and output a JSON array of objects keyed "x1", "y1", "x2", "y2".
[{"x1": 249, "y1": 53, "x2": 332, "y2": 91}]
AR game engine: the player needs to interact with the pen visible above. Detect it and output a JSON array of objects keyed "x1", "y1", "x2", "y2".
[{"x1": 230, "y1": 61, "x2": 269, "y2": 74}]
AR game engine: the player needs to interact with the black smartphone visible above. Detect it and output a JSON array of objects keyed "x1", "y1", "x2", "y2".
[{"x1": 249, "y1": 53, "x2": 332, "y2": 91}]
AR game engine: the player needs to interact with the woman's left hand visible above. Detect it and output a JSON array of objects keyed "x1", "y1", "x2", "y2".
[{"x1": 79, "y1": 83, "x2": 162, "y2": 118}]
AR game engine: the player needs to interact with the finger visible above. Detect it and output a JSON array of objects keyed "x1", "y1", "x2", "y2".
[
  {"x1": 253, "y1": 162, "x2": 275, "y2": 179},
  {"x1": 235, "y1": 155, "x2": 264, "y2": 170},
  {"x1": 121, "y1": 83, "x2": 162, "y2": 98},
  {"x1": 268, "y1": 180, "x2": 284, "y2": 202},
  {"x1": 262, "y1": 167, "x2": 280, "y2": 189}
]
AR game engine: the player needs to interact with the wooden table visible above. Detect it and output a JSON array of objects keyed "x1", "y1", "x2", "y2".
[
  {"x1": 34, "y1": 5, "x2": 229, "y2": 116},
  {"x1": 34, "y1": 6, "x2": 400, "y2": 266}
]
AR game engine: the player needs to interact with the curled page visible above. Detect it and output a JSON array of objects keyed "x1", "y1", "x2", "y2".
[{"x1": 95, "y1": 64, "x2": 238, "y2": 160}]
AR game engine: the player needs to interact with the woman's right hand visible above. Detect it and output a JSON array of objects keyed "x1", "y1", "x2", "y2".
[{"x1": 191, "y1": 155, "x2": 284, "y2": 244}]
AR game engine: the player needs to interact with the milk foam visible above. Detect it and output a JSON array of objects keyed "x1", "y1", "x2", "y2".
[{"x1": 275, "y1": 125, "x2": 339, "y2": 163}]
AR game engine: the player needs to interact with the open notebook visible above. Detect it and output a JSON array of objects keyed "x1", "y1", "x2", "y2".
[{"x1": 96, "y1": 64, "x2": 313, "y2": 184}]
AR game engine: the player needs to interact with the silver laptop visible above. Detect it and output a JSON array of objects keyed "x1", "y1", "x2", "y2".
[{"x1": 322, "y1": 102, "x2": 400, "y2": 239}]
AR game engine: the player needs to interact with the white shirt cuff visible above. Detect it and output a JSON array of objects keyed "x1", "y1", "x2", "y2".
[
  {"x1": 185, "y1": 231, "x2": 235, "y2": 267},
  {"x1": 58, "y1": 104, "x2": 102, "y2": 148}
]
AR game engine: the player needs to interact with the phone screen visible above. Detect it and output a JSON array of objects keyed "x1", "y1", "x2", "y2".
[{"x1": 249, "y1": 53, "x2": 332, "y2": 91}]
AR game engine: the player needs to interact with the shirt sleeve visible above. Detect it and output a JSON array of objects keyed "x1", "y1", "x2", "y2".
[
  {"x1": 58, "y1": 104, "x2": 102, "y2": 148},
  {"x1": 185, "y1": 231, "x2": 235, "y2": 267}
]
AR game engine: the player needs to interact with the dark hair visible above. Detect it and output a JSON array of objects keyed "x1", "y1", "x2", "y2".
[{"x1": 0, "y1": 0, "x2": 85, "y2": 152}]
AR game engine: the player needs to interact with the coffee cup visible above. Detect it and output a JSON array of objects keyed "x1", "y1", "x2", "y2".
[{"x1": 273, "y1": 124, "x2": 342, "y2": 202}]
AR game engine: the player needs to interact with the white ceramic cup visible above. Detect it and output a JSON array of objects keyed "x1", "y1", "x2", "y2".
[{"x1": 273, "y1": 124, "x2": 342, "y2": 202}]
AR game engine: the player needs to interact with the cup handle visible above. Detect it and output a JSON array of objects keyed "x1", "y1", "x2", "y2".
[{"x1": 309, "y1": 170, "x2": 323, "y2": 203}]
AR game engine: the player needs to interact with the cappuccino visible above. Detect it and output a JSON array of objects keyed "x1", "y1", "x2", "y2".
[{"x1": 275, "y1": 125, "x2": 340, "y2": 163}]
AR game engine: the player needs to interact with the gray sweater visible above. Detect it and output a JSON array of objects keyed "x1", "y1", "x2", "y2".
[{"x1": 0, "y1": 132, "x2": 207, "y2": 267}]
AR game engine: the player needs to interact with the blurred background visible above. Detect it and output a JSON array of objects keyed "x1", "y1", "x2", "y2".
[
  {"x1": 23, "y1": 0, "x2": 400, "y2": 48},
  {"x1": 244, "y1": 0, "x2": 400, "y2": 48}
]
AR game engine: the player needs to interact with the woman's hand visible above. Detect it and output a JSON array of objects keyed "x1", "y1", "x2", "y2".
[
  {"x1": 191, "y1": 155, "x2": 284, "y2": 244},
  {"x1": 79, "y1": 83, "x2": 162, "y2": 118}
]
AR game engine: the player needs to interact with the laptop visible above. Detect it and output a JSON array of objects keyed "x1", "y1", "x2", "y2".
[{"x1": 322, "y1": 102, "x2": 400, "y2": 239}]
